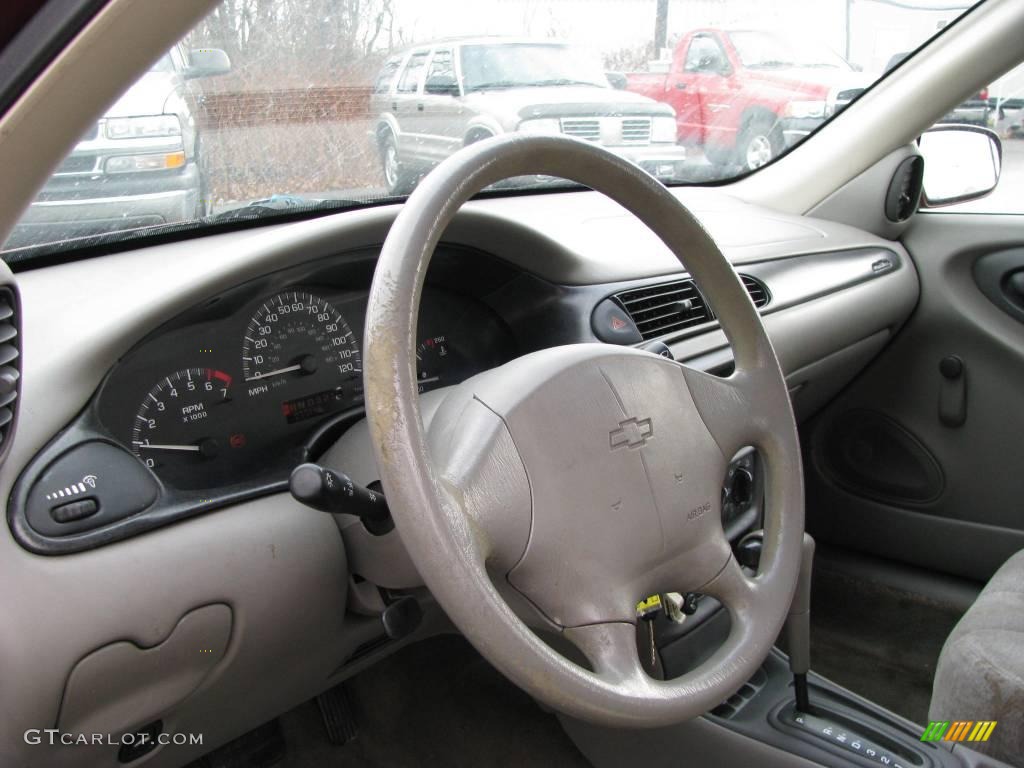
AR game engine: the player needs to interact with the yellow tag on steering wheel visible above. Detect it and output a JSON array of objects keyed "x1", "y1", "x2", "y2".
[{"x1": 635, "y1": 594, "x2": 662, "y2": 620}]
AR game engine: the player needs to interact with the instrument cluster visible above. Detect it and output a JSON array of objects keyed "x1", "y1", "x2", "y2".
[{"x1": 96, "y1": 269, "x2": 515, "y2": 492}]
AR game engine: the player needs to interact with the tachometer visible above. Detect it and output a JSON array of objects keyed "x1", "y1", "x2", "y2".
[
  {"x1": 242, "y1": 290, "x2": 361, "y2": 396},
  {"x1": 132, "y1": 367, "x2": 233, "y2": 474}
]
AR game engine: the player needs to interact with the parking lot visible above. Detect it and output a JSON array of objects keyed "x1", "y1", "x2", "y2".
[
  {"x1": 953, "y1": 135, "x2": 1023, "y2": 214},
  {"x1": 209, "y1": 126, "x2": 1023, "y2": 217}
]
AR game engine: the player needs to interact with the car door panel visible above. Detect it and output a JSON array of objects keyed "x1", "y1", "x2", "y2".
[
  {"x1": 393, "y1": 51, "x2": 429, "y2": 162},
  {"x1": 675, "y1": 34, "x2": 728, "y2": 142},
  {"x1": 805, "y1": 212, "x2": 1024, "y2": 582},
  {"x1": 419, "y1": 48, "x2": 464, "y2": 162}
]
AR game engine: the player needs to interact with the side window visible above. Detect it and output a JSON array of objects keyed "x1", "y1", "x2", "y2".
[
  {"x1": 396, "y1": 52, "x2": 428, "y2": 94},
  {"x1": 684, "y1": 36, "x2": 726, "y2": 73},
  {"x1": 374, "y1": 58, "x2": 402, "y2": 94},
  {"x1": 426, "y1": 49, "x2": 454, "y2": 81}
]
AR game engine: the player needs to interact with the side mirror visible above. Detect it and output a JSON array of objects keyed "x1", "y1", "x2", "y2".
[
  {"x1": 919, "y1": 125, "x2": 1001, "y2": 207},
  {"x1": 186, "y1": 48, "x2": 232, "y2": 79},
  {"x1": 606, "y1": 72, "x2": 628, "y2": 90},
  {"x1": 424, "y1": 75, "x2": 459, "y2": 96},
  {"x1": 699, "y1": 55, "x2": 729, "y2": 76}
]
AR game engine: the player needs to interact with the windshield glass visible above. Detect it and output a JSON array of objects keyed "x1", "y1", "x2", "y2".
[
  {"x1": 149, "y1": 53, "x2": 175, "y2": 72},
  {"x1": 3, "y1": 0, "x2": 984, "y2": 264},
  {"x1": 728, "y1": 31, "x2": 850, "y2": 70},
  {"x1": 461, "y1": 43, "x2": 608, "y2": 91}
]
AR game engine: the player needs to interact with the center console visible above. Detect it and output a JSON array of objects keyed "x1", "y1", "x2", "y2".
[{"x1": 564, "y1": 639, "x2": 1006, "y2": 768}]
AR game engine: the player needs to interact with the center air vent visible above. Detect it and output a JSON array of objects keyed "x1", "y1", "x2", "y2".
[
  {"x1": 741, "y1": 274, "x2": 770, "y2": 308},
  {"x1": 613, "y1": 274, "x2": 770, "y2": 341},
  {"x1": 614, "y1": 279, "x2": 711, "y2": 340},
  {"x1": 0, "y1": 287, "x2": 20, "y2": 462}
]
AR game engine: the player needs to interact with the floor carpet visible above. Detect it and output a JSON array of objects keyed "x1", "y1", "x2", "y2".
[
  {"x1": 803, "y1": 555, "x2": 972, "y2": 725},
  {"x1": 277, "y1": 634, "x2": 590, "y2": 768},
  {"x1": 203, "y1": 549, "x2": 981, "y2": 766}
]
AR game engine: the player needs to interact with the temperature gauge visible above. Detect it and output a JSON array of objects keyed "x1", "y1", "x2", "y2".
[{"x1": 416, "y1": 335, "x2": 469, "y2": 392}]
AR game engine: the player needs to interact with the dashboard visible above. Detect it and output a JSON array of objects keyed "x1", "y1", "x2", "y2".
[
  {"x1": 0, "y1": 179, "x2": 923, "y2": 768},
  {"x1": 5, "y1": 188, "x2": 921, "y2": 562}
]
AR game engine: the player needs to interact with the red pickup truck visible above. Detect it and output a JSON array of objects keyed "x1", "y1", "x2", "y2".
[{"x1": 627, "y1": 29, "x2": 868, "y2": 171}]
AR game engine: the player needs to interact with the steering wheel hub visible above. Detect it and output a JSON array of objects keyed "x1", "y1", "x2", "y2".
[{"x1": 461, "y1": 346, "x2": 731, "y2": 628}]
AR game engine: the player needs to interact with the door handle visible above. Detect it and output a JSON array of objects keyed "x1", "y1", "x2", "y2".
[
  {"x1": 973, "y1": 248, "x2": 1024, "y2": 324},
  {"x1": 417, "y1": 103, "x2": 425, "y2": 111},
  {"x1": 674, "y1": 82, "x2": 687, "y2": 90}
]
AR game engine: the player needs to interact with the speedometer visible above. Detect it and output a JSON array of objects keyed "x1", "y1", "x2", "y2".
[{"x1": 242, "y1": 290, "x2": 362, "y2": 416}]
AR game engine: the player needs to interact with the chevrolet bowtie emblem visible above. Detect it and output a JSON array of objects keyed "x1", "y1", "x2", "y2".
[{"x1": 610, "y1": 417, "x2": 654, "y2": 450}]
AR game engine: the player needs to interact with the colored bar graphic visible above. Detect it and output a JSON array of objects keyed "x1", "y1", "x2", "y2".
[
  {"x1": 922, "y1": 720, "x2": 997, "y2": 743},
  {"x1": 921, "y1": 721, "x2": 949, "y2": 742},
  {"x1": 967, "y1": 721, "x2": 997, "y2": 742},
  {"x1": 947, "y1": 721, "x2": 972, "y2": 741}
]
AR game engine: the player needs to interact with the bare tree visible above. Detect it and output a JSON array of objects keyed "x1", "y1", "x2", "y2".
[{"x1": 189, "y1": 0, "x2": 400, "y2": 84}]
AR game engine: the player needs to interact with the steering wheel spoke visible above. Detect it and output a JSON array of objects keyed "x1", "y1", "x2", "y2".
[
  {"x1": 427, "y1": 391, "x2": 533, "y2": 573},
  {"x1": 701, "y1": 551, "x2": 760, "y2": 618},
  {"x1": 564, "y1": 621, "x2": 652, "y2": 688},
  {"x1": 679, "y1": 363, "x2": 765, "y2": 462}
]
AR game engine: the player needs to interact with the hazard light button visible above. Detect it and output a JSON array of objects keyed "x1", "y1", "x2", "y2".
[{"x1": 592, "y1": 298, "x2": 643, "y2": 345}]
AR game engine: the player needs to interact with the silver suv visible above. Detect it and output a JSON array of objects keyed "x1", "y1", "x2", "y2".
[{"x1": 371, "y1": 38, "x2": 687, "y2": 194}]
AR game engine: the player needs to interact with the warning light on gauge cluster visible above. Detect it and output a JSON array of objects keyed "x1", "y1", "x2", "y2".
[{"x1": 229, "y1": 433, "x2": 247, "y2": 449}]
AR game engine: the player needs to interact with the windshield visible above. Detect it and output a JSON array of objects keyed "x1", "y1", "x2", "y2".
[
  {"x1": 3, "y1": 0, "x2": 984, "y2": 264},
  {"x1": 149, "y1": 53, "x2": 175, "y2": 72},
  {"x1": 461, "y1": 44, "x2": 608, "y2": 91},
  {"x1": 728, "y1": 31, "x2": 850, "y2": 70}
]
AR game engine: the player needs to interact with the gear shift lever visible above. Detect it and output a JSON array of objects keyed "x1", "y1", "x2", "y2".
[
  {"x1": 736, "y1": 530, "x2": 816, "y2": 712},
  {"x1": 785, "y1": 533, "x2": 816, "y2": 712}
]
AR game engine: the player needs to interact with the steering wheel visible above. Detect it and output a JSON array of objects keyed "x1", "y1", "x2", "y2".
[{"x1": 363, "y1": 134, "x2": 803, "y2": 728}]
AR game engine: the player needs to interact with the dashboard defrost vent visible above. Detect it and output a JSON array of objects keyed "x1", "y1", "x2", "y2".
[
  {"x1": 614, "y1": 279, "x2": 711, "y2": 340},
  {"x1": 740, "y1": 274, "x2": 770, "y2": 308},
  {"x1": 0, "y1": 287, "x2": 20, "y2": 459}
]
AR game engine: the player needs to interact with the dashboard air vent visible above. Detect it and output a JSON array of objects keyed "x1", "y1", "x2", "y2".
[
  {"x1": 740, "y1": 274, "x2": 770, "y2": 308},
  {"x1": 615, "y1": 274, "x2": 770, "y2": 341},
  {"x1": 0, "y1": 287, "x2": 20, "y2": 458},
  {"x1": 885, "y1": 155, "x2": 925, "y2": 223},
  {"x1": 614, "y1": 279, "x2": 711, "y2": 340}
]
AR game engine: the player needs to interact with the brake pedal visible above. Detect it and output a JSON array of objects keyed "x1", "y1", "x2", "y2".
[{"x1": 316, "y1": 683, "x2": 359, "y2": 745}]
